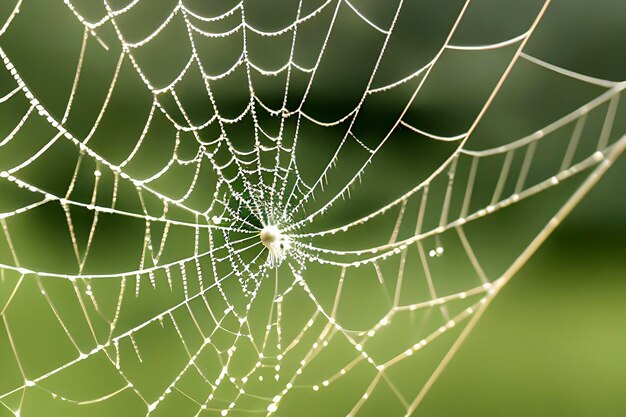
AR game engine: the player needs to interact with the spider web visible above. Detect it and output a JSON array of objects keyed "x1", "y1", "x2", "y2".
[{"x1": 0, "y1": 0, "x2": 624, "y2": 416}]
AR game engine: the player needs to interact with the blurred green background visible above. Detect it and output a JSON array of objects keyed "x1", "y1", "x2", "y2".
[{"x1": 0, "y1": 0, "x2": 625, "y2": 416}]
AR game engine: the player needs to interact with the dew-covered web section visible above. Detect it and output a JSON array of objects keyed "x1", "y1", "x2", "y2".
[{"x1": 0, "y1": 1, "x2": 624, "y2": 416}]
